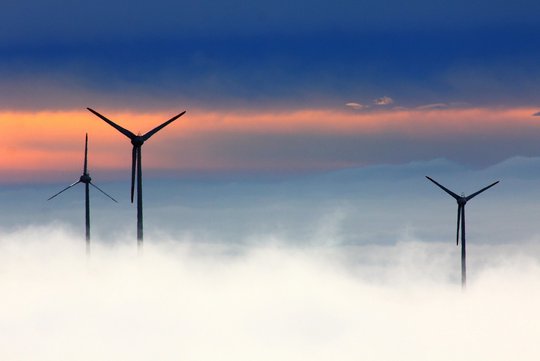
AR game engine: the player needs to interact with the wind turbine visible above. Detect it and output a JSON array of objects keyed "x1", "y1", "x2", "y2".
[
  {"x1": 87, "y1": 108, "x2": 186, "y2": 248},
  {"x1": 48, "y1": 133, "x2": 118, "y2": 254},
  {"x1": 426, "y1": 176, "x2": 499, "y2": 288}
]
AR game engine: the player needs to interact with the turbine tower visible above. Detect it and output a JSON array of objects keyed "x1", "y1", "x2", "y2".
[
  {"x1": 87, "y1": 108, "x2": 186, "y2": 248},
  {"x1": 48, "y1": 133, "x2": 117, "y2": 254},
  {"x1": 426, "y1": 176, "x2": 498, "y2": 288}
]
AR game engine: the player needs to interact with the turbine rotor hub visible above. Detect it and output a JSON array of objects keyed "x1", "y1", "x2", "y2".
[
  {"x1": 80, "y1": 174, "x2": 91, "y2": 183},
  {"x1": 131, "y1": 136, "x2": 144, "y2": 147}
]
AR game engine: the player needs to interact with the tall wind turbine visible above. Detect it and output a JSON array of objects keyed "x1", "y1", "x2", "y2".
[
  {"x1": 426, "y1": 176, "x2": 498, "y2": 288},
  {"x1": 87, "y1": 108, "x2": 186, "y2": 248},
  {"x1": 48, "y1": 133, "x2": 117, "y2": 254}
]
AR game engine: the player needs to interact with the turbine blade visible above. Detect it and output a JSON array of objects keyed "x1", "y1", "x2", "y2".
[
  {"x1": 456, "y1": 205, "x2": 462, "y2": 246},
  {"x1": 142, "y1": 111, "x2": 186, "y2": 141},
  {"x1": 425, "y1": 176, "x2": 460, "y2": 200},
  {"x1": 466, "y1": 181, "x2": 500, "y2": 201},
  {"x1": 84, "y1": 133, "x2": 88, "y2": 174},
  {"x1": 87, "y1": 108, "x2": 136, "y2": 139},
  {"x1": 47, "y1": 181, "x2": 81, "y2": 200},
  {"x1": 90, "y1": 182, "x2": 118, "y2": 203},
  {"x1": 131, "y1": 146, "x2": 137, "y2": 203}
]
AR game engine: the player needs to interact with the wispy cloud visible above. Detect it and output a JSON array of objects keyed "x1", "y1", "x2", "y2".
[
  {"x1": 416, "y1": 103, "x2": 448, "y2": 110},
  {"x1": 345, "y1": 102, "x2": 368, "y2": 110},
  {"x1": 374, "y1": 96, "x2": 394, "y2": 105}
]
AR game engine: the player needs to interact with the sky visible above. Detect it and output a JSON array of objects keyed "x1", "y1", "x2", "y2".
[
  {"x1": 1, "y1": 0, "x2": 540, "y2": 112},
  {"x1": 0, "y1": 0, "x2": 540, "y2": 179},
  {"x1": 2, "y1": 1, "x2": 540, "y2": 359}
]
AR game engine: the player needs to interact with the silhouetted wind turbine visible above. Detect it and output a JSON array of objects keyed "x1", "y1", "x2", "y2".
[
  {"x1": 48, "y1": 133, "x2": 117, "y2": 254},
  {"x1": 87, "y1": 108, "x2": 186, "y2": 248},
  {"x1": 426, "y1": 176, "x2": 498, "y2": 288}
]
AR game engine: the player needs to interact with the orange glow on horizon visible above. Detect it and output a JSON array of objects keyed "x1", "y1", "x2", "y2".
[{"x1": 0, "y1": 106, "x2": 537, "y2": 182}]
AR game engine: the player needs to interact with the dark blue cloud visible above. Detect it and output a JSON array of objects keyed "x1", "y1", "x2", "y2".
[
  {"x1": 0, "y1": 1, "x2": 539, "y2": 109},
  {"x1": 1, "y1": 0, "x2": 539, "y2": 42}
]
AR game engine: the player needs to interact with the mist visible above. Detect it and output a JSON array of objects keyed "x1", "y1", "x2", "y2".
[
  {"x1": 2, "y1": 158, "x2": 540, "y2": 359},
  {"x1": 2, "y1": 157, "x2": 540, "y2": 245},
  {"x1": 1, "y1": 226, "x2": 540, "y2": 360}
]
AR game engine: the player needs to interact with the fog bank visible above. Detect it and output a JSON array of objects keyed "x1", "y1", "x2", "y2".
[{"x1": 0, "y1": 227, "x2": 539, "y2": 360}]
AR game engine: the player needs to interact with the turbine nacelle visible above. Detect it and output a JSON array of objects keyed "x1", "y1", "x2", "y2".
[
  {"x1": 79, "y1": 174, "x2": 92, "y2": 184},
  {"x1": 131, "y1": 136, "x2": 145, "y2": 147}
]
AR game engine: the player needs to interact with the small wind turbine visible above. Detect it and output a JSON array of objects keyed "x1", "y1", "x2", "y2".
[
  {"x1": 48, "y1": 133, "x2": 117, "y2": 254},
  {"x1": 87, "y1": 108, "x2": 186, "y2": 249},
  {"x1": 426, "y1": 176, "x2": 498, "y2": 288}
]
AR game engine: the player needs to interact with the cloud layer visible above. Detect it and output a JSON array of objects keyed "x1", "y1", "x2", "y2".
[
  {"x1": 2, "y1": 0, "x2": 539, "y2": 42},
  {"x1": 0, "y1": 10, "x2": 539, "y2": 110},
  {"x1": 2, "y1": 151, "x2": 539, "y2": 360},
  {"x1": 1, "y1": 227, "x2": 540, "y2": 360},
  {"x1": 2, "y1": 156, "x2": 539, "y2": 249}
]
